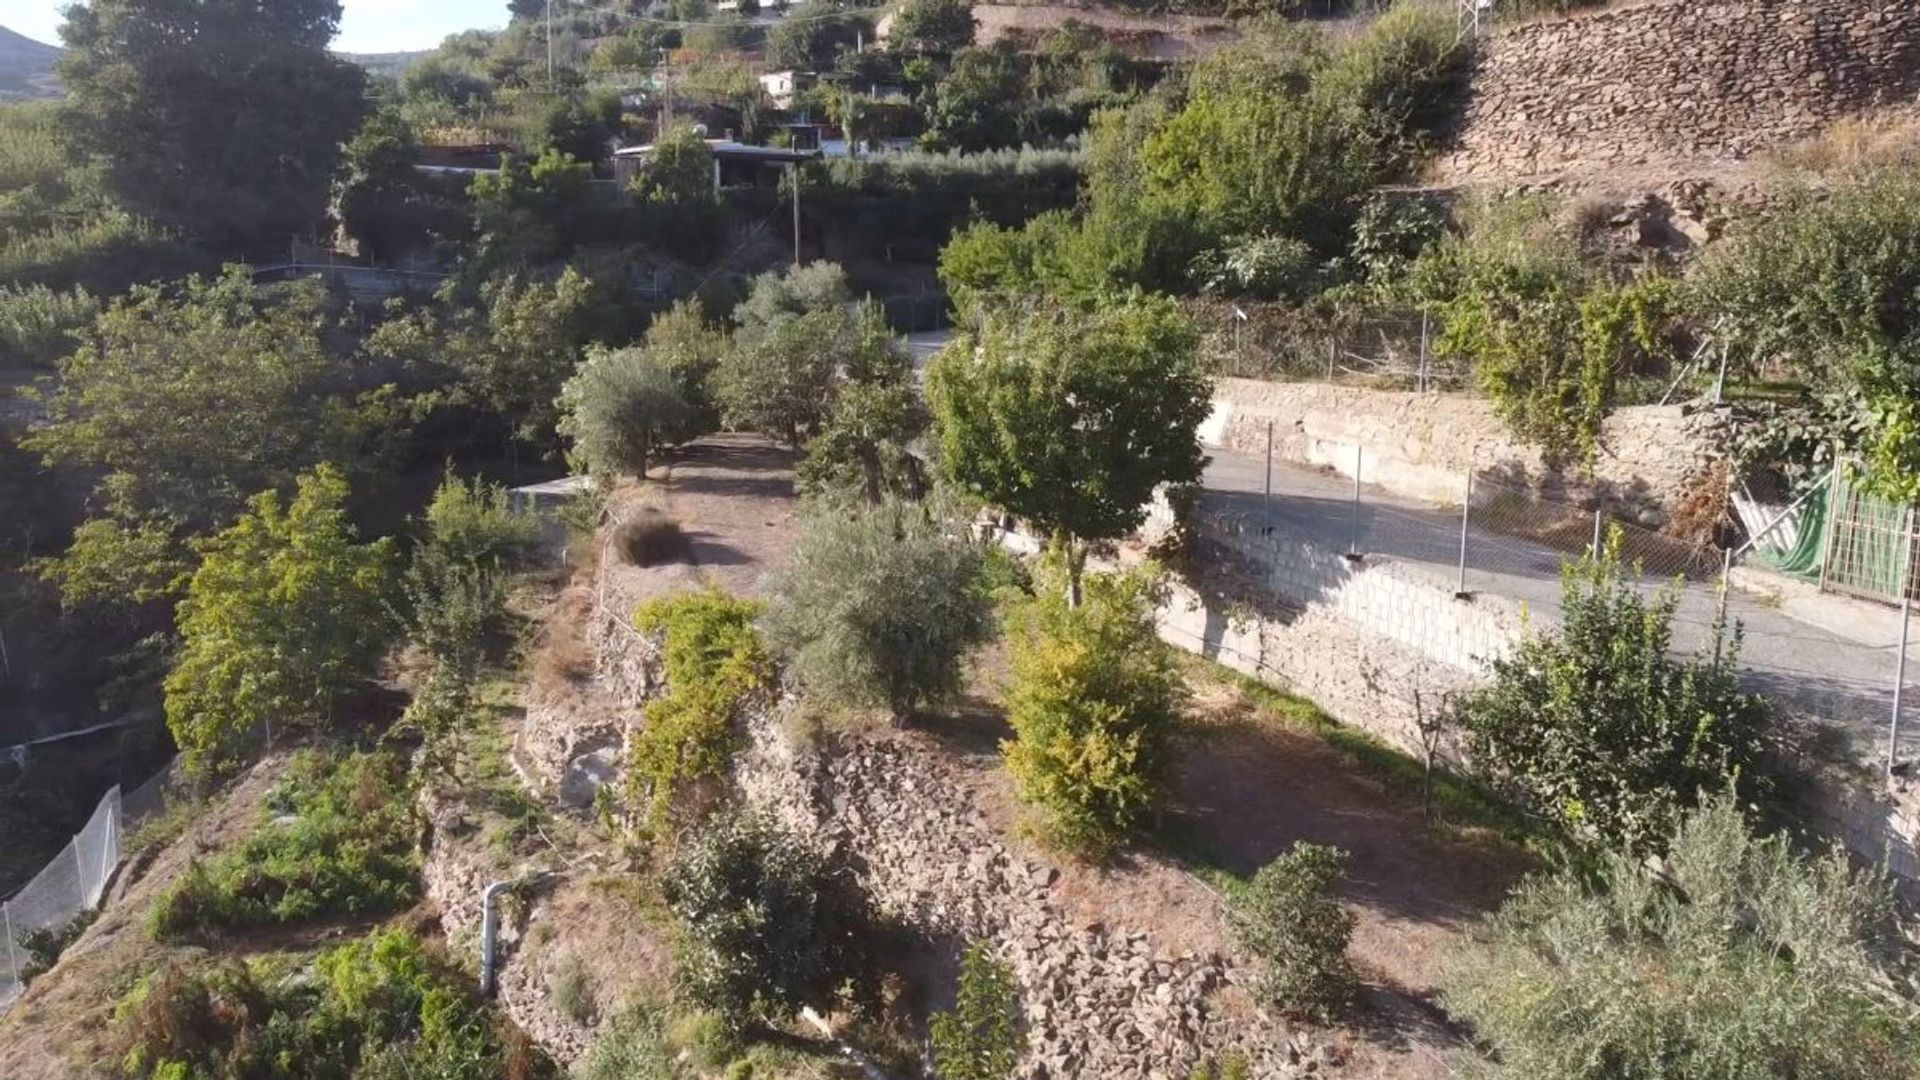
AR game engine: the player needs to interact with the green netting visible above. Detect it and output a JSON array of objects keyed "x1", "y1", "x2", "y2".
[
  {"x1": 1822, "y1": 470, "x2": 1917, "y2": 604},
  {"x1": 1751, "y1": 476, "x2": 1829, "y2": 579}
]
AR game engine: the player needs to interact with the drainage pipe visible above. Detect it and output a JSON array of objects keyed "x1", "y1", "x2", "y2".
[{"x1": 479, "y1": 880, "x2": 515, "y2": 996}]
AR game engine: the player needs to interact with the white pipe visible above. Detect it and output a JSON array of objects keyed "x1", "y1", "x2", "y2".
[{"x1": 479, "y1": 880, "x2": 515, "y2": 996}]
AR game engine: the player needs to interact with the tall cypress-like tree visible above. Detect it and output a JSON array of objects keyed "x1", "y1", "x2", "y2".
[{"x1": 58, "y1": 0, "x2": 368, "y2": 249}]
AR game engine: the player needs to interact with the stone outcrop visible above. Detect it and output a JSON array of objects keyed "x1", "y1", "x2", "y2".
[
  {"x1": 1439, "y1": 0, "x2": 1920, "y2": 181},
  {"x1": 735, "y1": 708, "x2": 1328, "y2": 1079}
]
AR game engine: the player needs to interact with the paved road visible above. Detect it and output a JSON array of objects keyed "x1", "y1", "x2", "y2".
[{"x1": 1201, "y1": 445, "x2": 1916, "y2": 770}]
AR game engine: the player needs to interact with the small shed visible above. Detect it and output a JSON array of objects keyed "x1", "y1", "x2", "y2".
[{"x1": 613, "y1": 139, "x2": 819, "y2": 193}]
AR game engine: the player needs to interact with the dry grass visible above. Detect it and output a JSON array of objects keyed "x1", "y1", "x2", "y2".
[
  {"x1": 1773, "y1": 110, "x2": 1920, "y2": 176},
  {"x1": 615, "y1": 510, "x2": 691, "y2": 568},
  {"x1": 531, "y1": 587, "x2": 596, "y2": 691}
]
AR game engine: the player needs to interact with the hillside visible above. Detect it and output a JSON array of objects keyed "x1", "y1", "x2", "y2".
[{"x1": 0, "y1": 26, "x2": 60, "y2": 101}]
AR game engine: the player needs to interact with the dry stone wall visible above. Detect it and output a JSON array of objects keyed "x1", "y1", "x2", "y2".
[
  {"x1": 1207, "y1": 378, "x2": 1730, "y2": 527},
  {"x1": 1440, "y1": 0, "x2": 1920, "y2": 181}
]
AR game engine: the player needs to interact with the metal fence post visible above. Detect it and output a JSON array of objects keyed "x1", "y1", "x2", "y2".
[
  {"x1": 1456, "y1": 468, "x2": 1473, "y2": 597},
  {"x1": 1891, "y1": 507, "x2": 1914, "y2": 780},
  {"x1": 3, "y1": 904, "x2": 17, "y2": 981},
  {"x1": 1263, "y1": 421, "x2": 1274, "y2": 523},
  {"x1": 1818, "y1": 456, "x2": 1842, "y2": 595},
  {"x1": 1713, "y1": 547, "x2": 1733, "y2": 670},
  {"x1": 1591, "y1": 506, "x2": 1604, "y2": 560},
  {"x1": 1348, "y1": 445, "x2": 1363, "y2": 559}
]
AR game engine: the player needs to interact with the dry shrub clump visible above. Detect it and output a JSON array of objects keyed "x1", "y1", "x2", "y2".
[{"x1": 616, "y1": 509, "x2": 690, "y2": 567}]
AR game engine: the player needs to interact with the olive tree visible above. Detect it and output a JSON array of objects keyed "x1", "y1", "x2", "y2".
[{"x1": 556, "y1": 344, "x2": 693, "y2": 479}]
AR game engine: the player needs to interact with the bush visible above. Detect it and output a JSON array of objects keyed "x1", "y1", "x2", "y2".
[
  {"x1": 616, "y1": 509, "x2": 691, "y2": 567},
  {"x1": 146, "y1": 750, "x2": 419, "y2": 942},
  {"x1": 661, "y1": 811, "x2": 874, "y2": 1028},
  {"x1": 576, "y1": 1004, "x2": 673, "y2": 1080},
  {"x1": 119, "y1": 927, "x2": 545, "y2": 1080},
  {"x1": 15, "y1": 908, "x2": 98, "y2": 984},
  {"x1": 929, "y1": 942, "x2": 1024, "y2": 1080},
  {"x1": 628, "y1": 588, "x2": 771, "y2": 828},
  {"x1": 1444, "y1": 793, "x2": 1920, "y2": 1080},
  {"x1": 1001, "y1": 559, "x2": 1186, "y2": 855},
  {"x1": 0, "y1": 283, "x2": 99, "y2": 368},
  {"x1": 764, "y1": 502, "x2": 993, "y2": 720},
  {"x1": 556, "y1": 344, "x2": 695, "y2": 479},
  {"x1": 1224, "y1": 843, "x2": 1357, "y2": 1021},
  {"x1": 1452, "y1": 536, "x2": 1769, "y2": 854},
  {"x1": 548, "y1": 953, "x2": 597, "y2": 1025}
]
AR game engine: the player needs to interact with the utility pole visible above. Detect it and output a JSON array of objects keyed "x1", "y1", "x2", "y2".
[{"x1": 790, "y1": 162, "x2": 802, "y2": 267}]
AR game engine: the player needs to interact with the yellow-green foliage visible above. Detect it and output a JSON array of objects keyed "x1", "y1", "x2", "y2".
[
  {"x1": 146, "y1": 750, "x2": 419, "y2": 942},
  {"x1": 1001, "y1": 558, "x2": 1186, "y2": 856},
  {"x1": 629, "y1": 587, "x2": 771, "y2": 829}
]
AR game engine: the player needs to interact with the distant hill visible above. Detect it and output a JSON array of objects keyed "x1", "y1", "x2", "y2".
[
  {"x1": 0, "y1": 25, "x2": 61, "y2": 101},
  {"x1": 339, "y1": 49, "x2": 432, "y2": 78}
]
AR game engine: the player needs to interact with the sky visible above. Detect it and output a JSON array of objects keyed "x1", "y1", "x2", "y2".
[{"x1": 0, "y1": 0, "x2": 504, "y2": 54}]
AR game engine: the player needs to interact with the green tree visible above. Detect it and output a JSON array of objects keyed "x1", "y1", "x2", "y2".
[
  {"x1": 630, "y1": 588, "x2": 771, "y2": 827},
  {"x1": 332, "y1": 106, "x2": 432, "y2": 264},
  {"x1": 1001, "y1": 559, "x2": 1185, "y2": 855},
  {"x1": 1224, "y1": 843, "x2": 1357, "y2": 1021},
  {"x1": 890, "y1": 0, "x2": 977, "y2": 59},
  {"x1": 629, "y1": 124, "x2": 716, "y2": 205},
  {"x1": 926, "y1": 294, "x2": 1210, "y2": 592},
  {"x1": 1445, "y1": 793, "x2": 1920, "y2": 1080},
  {"x1": 929, "y1": 942, "x2": 1024, "y2": 1080},
  {"x1": 467, "y1": 148, "x2": 597, "y2": 278},
  {"x1": 798, "y1": 303, "x2": 930, "y2": 501},
  {"x1": 926, "y1": 43, "x2": 1026, "y2": 152},
  {"x1": 713, "y1": 263, "x2": 857, "y2": 445},
  {"x1": 399, "y1": 472, "x2": 539, "y2": 741},
  {"x1": 556, "y1": 344, "x2": 694, "y2": 478},
  {"x1": 450, "y1": 265, "x2": 628, "y2": 444},
  {"x1": 662, "y1": 811, "x2": 874, "y2": 1029},
  {"x1": 165, "y1": 467, "x2": 397, "y2": 772},
  {"x1": 0, "y1": 284, "x2": 99, "y2": 369},
  {"x1": 764, "y1": 501, "x2": 993, "y2": 720},
  {"x1": 767, "y1": 0, "x2": 869, "y2": 71},
  {"x1": 1453, "y1": 536, "x2": 1769, "y2": 854},
  {"x1": 640, "y1": 299, "x2": 731, "y2": 433},
  {"x1": 57, "y1": 0, "x2": 368, "y2": 248},
  {"x1": 1695, "y1": 172, "x2": 1920, "y2": 499}
]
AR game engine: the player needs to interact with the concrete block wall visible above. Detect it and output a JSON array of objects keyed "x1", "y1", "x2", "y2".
[{"x1": 1209, "y1": 378, "x2": 1730, "y2": 527}]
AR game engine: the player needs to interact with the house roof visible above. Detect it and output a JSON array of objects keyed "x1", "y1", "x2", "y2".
[{"x1": 614, "y1": 139, "x2": 819, "y2": 165}]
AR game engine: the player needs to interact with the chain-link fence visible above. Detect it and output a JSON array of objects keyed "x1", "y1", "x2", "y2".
[
  {"x1": 1197, "y1": 303, "x2": 1470, "y2": 392},
  {"x1": 1198, "y1": 441, "x2": 1920, "y2": 782},
  {"x1": 1, "y1": 760, "x2": 179, "y2": 1012}
]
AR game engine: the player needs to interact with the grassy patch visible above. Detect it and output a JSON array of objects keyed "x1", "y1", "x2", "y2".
[
  {"x1": 1180, "y1": 656, "x2": 1549, "y2": 855},
  {"x1": 145, "y1": 749, "x2": 420, "y2": 942},
  {"x1": 116, "y1": 926, "x2": 556, "y2": 1080}
]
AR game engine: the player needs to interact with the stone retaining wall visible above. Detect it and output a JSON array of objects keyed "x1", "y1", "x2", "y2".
[
  {"x1": 1207, "y1": 378, "x2": 1730, "y2": 527},
  {"x1": 1440, "y1": 0, "x2": 1920, "y2": 180}
]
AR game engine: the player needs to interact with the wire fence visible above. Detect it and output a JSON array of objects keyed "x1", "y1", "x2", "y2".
[
  {"x1": 1202, "y1": 439, "x2": 1920, "y2": 784},
  {"x1": 0, "y1": 760, "x2": 179, "y2": 1013},
  {"x1": 1198, "y1": 304, "x2": 1471, "y2": 392}
]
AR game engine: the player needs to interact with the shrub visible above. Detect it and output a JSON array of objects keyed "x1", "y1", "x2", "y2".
[
  {"x1": 929, "y1": 942, "x2": 1024, "y2": 1080},
  {"x1": 764, "y1": 502, "x2": 994, "y2": 720},
  {"x1": 119, "y1": 928, "x2": 542, "y2": 1080},
  {"x1": 146, "y1": 750, "x2": 419, "y2": 942},
  {"x1": 15, "y1": 908, "x2": 99, "y2": 984},
  {"x1": 1224, "y1": 843, "x2": 1357, "y2": 1021},
  {"x1": 616, "y1": 509, "x2": 691, "y2": 567},
  {"x1": 1000, "y1": 559, "x2": 1186, "y2": 855},
  {"x1": 628, "y1": 588, "x2": 771, "y2": 828},
  {"x1": 556, "y1": 344, "x2": 694, "y2": 480},
  {"x1": 576, "y1": 1004, "x2": 673, "y2": 1080},
  {"x1": 661, "y1": 811, "x2": 874, "y2": 1028},
  {"x1": 1444, "y1": 793, "x2": 1920, "y2": 1080},
  {"x1": 548, "y1": 953, "x2": 597, "y2": 1025},
  {"x1": 1452, "y1": 536, "x2": 1769, "y2": 854},
  {"x1": 0, "y1": 283, "x2": 99, "y2": 368}
]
